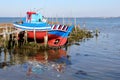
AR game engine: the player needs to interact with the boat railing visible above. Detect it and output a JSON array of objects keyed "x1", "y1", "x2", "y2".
[{"x1": 51, "y1": 25, "x2": 70, "y2": 32}]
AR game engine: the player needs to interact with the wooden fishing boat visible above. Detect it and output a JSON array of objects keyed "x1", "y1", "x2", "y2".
[{"x1": 13, "y1": 11, "x2": 74, "y2": 47}]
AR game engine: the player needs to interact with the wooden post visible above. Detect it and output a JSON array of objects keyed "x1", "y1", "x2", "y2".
[
  {"x1": 4, "y1": 49, "x2": 7, "y2": 64},
  {"x1": 3, "y1": 28, "x2": 7, "y2": 47},
  {"x1": 63, "y1": 15, "x2": 64, "y2": 25},
  {"x1": 10, "y1": 26, "x2": 11, "y2": 32},
  {"x1": 34, "y1": 29, "x2": 36, "y2": 44},
  {"x1": 44, "y1": 35, "x2": 48, "y2": 48},
  {"x1": 95, "y1": 28, "x2": 99, "y2": 37},
  {"x1": 24, "y1": 30, "x2": 28, "y2": 44},
  {"x1": 3, "y1": 30, "x2": 6, "y2": 47},
  {"x1": 16, "y1": 32, "x2": 19, "y2": 47},
  {"x1": 44, "y1": 51, "x2": 48, "y2": 63},
  {"x1": 77, "y1": 24, "x2": 80, "y2": 29},
  {"x1": 74, "y1": 17, "x2": 77, "y2": 33},
  {"x1": 52, "y1": 17, "x2": 53, "y2": 24},
  {"x1": 56, "y1": 14, "x2": 58, "y2": 24},
  {"x1": 83, "y1": 22, "x2": 86, "y2": 31}
]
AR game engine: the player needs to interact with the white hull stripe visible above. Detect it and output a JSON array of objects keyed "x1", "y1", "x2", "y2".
[{"x1": 13, "y1": 24, "x2": 51, "y2": 30}]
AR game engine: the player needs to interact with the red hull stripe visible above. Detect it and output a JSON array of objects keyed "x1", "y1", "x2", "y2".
[{"x1": 27, "y1": 31, "x2": 67, "y2": 47}]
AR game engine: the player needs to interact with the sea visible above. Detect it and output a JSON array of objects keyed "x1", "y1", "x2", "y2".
[{"x1": 0, "y1": 17, "x2": 120, "y2": 80}]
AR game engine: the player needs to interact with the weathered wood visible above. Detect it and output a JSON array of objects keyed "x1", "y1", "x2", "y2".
[{"x1": 33, "y1": 29, "x2": 36, "y2": 44}]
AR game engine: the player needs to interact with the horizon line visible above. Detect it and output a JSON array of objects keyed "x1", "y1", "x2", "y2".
[{"x1": 0, "y1": 16, "x2": 120, "y2": 18}]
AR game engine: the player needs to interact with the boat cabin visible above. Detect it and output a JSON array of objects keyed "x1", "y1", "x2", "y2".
[{"x1": 26, "y1": 11, "x2": 43, "y2": 23}]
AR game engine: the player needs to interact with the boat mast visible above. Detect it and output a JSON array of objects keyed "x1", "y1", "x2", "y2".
[
  {"x1": 56, "y1": 14, "x2": 58, "y2": 24},
  {"x1": 74, "y1": 17, "x2": 77, "y2": 32},
  {"x1": 63, "y1": 15, "x2": 64, "y2": 25}
]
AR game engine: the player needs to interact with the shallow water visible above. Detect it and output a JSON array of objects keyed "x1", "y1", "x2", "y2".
[{"x1": 0, "y1": 17, "x2": 120, "y2": 80}]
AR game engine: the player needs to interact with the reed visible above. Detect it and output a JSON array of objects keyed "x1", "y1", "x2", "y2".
[{"x1": 68, "y1": 26, "x2": 93, "y2": 44}]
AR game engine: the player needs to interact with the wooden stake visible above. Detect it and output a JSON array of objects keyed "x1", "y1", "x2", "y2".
[
  {"x1": 3, "y1": 31, "x2": 6, "y2": 47},
  {"x1": 16, "y1": 32, "x2": 19, "y2": 47},
  {"x1": 63, "y1": 15, "x2": 64, "y2": 25},
  {"x1": 74, "y1": 17, "x2": 77, "y2": 32},
  {"x1": 34, "y1": 29, "x2": 36, "y2": 44},
  {"x1": 25, "y1": 30, "x2": 28, "y2": 43},
  {"x1": 44, "y1": 31, "x2": 48, "y2": 48}
]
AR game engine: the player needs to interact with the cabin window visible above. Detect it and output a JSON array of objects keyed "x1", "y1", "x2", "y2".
[{"x1": 39, "y1": 19, "x2": 41, "y2": 22}]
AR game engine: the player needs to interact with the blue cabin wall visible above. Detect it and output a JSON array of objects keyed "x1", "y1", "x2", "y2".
[{"x1": 31, "y1": 14, "x2": 43, "y2": 23}]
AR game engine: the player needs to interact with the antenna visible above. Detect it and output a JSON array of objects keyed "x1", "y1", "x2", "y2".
[
  {"x1": 33, "y1": 8, "x2": 36, "y2": 12},
  {"x1": 56, "y1": 14, "x2": 58, "y2": 24},
  {"x1": 19, "y1": 12, "x2": 22, "y2": 21},
  {"x1": 36, "y1": 8, "x2": 43, "y2": 13}
]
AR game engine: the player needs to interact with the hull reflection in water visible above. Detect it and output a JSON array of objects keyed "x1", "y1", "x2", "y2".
[
  {"x1": 22, "y1": 49, "x2": 72, "y2": 74},
  {"x1": 0, "y1": 48, "x2": 71, "y2": 71},
  {"x1": 34, "y1": 49, "x2": 71, "y2": 65}
]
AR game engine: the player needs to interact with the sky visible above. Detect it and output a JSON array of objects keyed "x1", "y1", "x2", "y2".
[{"x1": 0, "y1": 0, "x2": 120, "y2": 17}]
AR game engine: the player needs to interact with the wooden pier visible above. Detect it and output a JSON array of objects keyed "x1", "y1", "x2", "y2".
[{"x1": 0, "y1": 24, "x2": 24, "y2": 48}]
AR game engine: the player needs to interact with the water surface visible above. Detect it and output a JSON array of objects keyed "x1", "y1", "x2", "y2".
[{"x1": 0, "y1": 17, "x2": 120, "y2": 80}]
